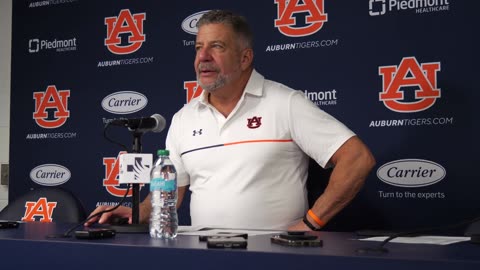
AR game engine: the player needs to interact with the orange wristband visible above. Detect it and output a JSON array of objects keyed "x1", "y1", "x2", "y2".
[{"x1": 307, "y1": 209, "x2": 326, "y2": 227}]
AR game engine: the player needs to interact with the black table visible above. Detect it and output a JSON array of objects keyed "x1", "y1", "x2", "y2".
[{"x1": 0, "y1": 222, "x2": 478, "y2": 269}]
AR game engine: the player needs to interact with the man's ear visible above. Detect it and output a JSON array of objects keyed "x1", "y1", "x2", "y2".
[{"x1": 240, "y1": 48, "x2": 254, "y2": 70}]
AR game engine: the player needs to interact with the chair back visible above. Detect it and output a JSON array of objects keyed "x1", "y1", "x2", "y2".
[{"x1": 0, "y1": 187, "x2": 87, "y2": 223}]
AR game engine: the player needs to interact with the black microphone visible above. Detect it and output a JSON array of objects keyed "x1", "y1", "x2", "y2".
[{"x1": 110, "y1": 114, "x2": 166, "y2": 133}]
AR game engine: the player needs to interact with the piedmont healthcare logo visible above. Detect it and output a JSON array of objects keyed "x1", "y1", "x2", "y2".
[
  {"x1": 98, "y1": 9, "x2": 154, "y2": 67},
  {"x1": 304, "y1": 89, "x2": 338, "y2": 106},
  {"x1": 28, "y1": 37, "x2": 77, "y2": 53},
  {"x1": 369, "y1": 0, "x2": 450, "y2": 16}
]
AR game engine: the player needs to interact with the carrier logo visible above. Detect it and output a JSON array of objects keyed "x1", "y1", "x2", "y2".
[
  {"x1": 377, "y1": 159, "x2": 446, "y2": 187},
  {"x1": 379, "y1": 56, "x2": 441, "y2": 113},
  {"x1": 105, "y1": 9, "x2": 146, "y2": 55},
  {"x1": 33, "y1": 85, "x2": 71, "y2": 129},
  {"x1": 274, "y1": 0, "x2": 328, "y2": 37},
  {"x1": 104, "y1": 152, "x2": 146, "y2": 197},
  {"x1": 30, "y1": 164, "x2": 71, "y2": 186},
  {"x1": 184, "y1": 81, "x2": 203, "y2": 103},
  {"x1": 182, "y1": 10, "x2": 210, "y2": 35},
  {"x1": 101, "y1": 91, "x2": 147, "y2": 114},
  {"x1": 22, "y1": 198, "x2": 57, "y2": 222}
]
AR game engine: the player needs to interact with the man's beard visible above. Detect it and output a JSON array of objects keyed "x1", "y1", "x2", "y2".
[
  {"x1": 196, "y1": 62, "x2": 239, "y2": 92},
  {"x1": 197, "y1": 72, "x2": 228, "y2": 92}
]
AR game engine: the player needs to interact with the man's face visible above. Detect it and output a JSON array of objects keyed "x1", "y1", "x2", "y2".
[{"x1": 194, "y1": 23, "x2": 243, "y2": 92}]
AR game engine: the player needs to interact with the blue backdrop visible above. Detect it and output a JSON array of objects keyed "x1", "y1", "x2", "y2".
[{"x1": 9, "y1": 0, "x2": 479, "y2": 231}]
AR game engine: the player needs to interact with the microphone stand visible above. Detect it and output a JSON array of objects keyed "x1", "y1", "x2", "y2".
[
  {"x1": 107, "y1": 130, "x2": 149, "y2": 233},
  {"x1": 131, "y1": 131, "x2": 142, "y2": 225}
]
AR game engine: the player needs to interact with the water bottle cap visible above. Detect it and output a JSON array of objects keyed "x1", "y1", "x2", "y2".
[{"x1": 157, "y1": 149, "x2": 170, "y2": 156}]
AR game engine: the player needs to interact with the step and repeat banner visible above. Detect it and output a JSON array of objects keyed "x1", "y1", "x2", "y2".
[{"x1": 9, "y1": 0, "x2": 478, "y2": 231}]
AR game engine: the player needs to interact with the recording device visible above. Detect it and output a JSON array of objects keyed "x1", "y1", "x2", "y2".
[
  {"x1": 206, "y1": 236, "x2": 248, "y2": 249},
  {"x1": 271, "y1": 232, "x2": 323, "y2": 247},
  {"x1": 74, "y1": 228, "x2": 116, "y2": 239},
  {"x1": 0, "y1": 220, "x2": 20, "y2": 229},
  {"x1": 110, "y1": 114, "x2": 166, "y2": 133}
]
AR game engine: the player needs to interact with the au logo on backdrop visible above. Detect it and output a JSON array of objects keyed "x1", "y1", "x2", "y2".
[
  {"x1": 28, "y1": 85, "x2": 77, "y2": 140},
  {"x1": 184, "y1": 81, "x2": 203, "y2": 103},
  {"x1": 98, "y1": 9, "x2": 153, "y2": 67},
  {"x1": 103, "y1": 152, "x2": 132, "y2": 197},
  {"x1": 370, "y1": 56, "x2": 453, "y2": 128},
  {"x1": 105, "y1": 9, "x2": 146, "y2": 55},
  {"x1": 33, "y1": 85, "x2": 70, "y2": 129},
  {"x1": 267, "y1": 0, "x2": 338, "y2": 52},
  {"x1": 379, "y1": 56, "x2": 441, "y2": 113},
  {"x1": 274, "y1": 0, "x2": 328, "y2": 37}
]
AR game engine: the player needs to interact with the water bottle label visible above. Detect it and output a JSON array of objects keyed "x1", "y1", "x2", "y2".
[{"x1": 150, "y1": 177, "x2": 176, "y2": 192}]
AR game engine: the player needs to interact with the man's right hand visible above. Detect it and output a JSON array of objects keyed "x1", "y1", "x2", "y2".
[{"x1": 83, "y1": 205, "x2": 133, "y2": 227}]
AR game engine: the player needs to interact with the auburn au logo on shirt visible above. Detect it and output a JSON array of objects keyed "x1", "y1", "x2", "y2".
[
  {"x1": 33, "y1": 85, "x2": 70, "y2": 129},
  {"x1": 22, "y1": 197, "x2": 57, "y2": 222},
  {"x1": 247, "y1": 116, "x2": 262, "y2": 129},
  {"x1": 274, "y1": 0, "x2": 328, "y2": 37},
  {"x1": 105, "y1": 9, "x2": 146, "y2": 55},
  {"x1": 379, "y1": 56, "x2": 441, "y2": 113}
]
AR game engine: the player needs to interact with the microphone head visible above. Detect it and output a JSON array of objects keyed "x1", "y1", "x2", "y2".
[{"x1": 151, "y1": 114, "x2": 166, "y2": 133}]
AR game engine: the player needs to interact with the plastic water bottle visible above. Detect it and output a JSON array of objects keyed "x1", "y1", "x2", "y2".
[{"x1": 149, "y1": 149, "x2": 178, "y2": 239}]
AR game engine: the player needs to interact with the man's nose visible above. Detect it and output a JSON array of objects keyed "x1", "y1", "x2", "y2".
[{"x1": 197, "y1": 47, "x2": 212, "y2": 61}]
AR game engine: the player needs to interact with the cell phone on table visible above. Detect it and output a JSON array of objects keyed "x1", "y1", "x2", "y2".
[
  {"x1": 0, "y1": 220, "x2": 20, "y2": 229},
  {"x1": 279, "y1": 231, "x2": 318, "y2": 240},
  {"x1": 74, "y1": 228, "x2": 116, "y2": 239},
  {"x1": 271, "y1": 232, "x2": 323, "y2": 247},
  {"x1": 207, "y1": 236, "x2": 247, "y2": 249}
]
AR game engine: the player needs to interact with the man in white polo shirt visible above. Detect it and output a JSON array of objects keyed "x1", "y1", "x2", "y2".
[{"x1": 86, "y1": 10, "x2": 375, "y2": 231}]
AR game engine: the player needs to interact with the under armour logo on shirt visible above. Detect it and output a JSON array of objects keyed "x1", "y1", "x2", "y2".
[{"x1": 192, "y1": 129, "x2": 203, "y2": 136}]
